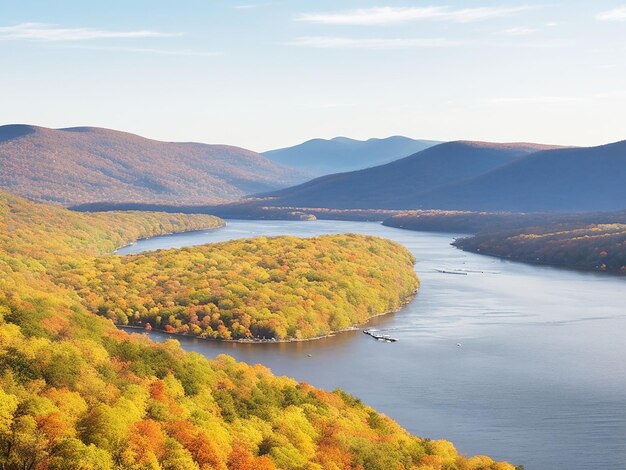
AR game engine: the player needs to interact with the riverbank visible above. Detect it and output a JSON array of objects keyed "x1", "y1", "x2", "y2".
[
  {"x1": 384, "y1": 211, "x2": 626, "y2": 276},
  {"x1": 114, "y1": 224, "x2": 225, "y2": 253},
  {"x1": 71, "y1": 200, "x2": 402, "y2": 221},
  {"x1": 453, "y1": 224, "x2": 626, "y2": 275},
  {"x1": 119, "y1": 287, "x2": 419, "y2": 343}
]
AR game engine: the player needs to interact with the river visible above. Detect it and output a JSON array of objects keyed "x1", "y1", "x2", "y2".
[{"x1": 118, "y1": 220, "x2": 626, "y2": 470}]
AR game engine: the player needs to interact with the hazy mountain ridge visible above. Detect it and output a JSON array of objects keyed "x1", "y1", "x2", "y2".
[
  {"x1": 419, "y1": 140, "x2": 626, "y2": 212},
  {"x1": 258, "y1": 141, "x2": 561, "y2": 209},
  {"x1": 263, "y1": 135, "x2": 440, "y2": 175},
  {"x1": 0, "y1": 124, "x2": 307, "y2": 205}
]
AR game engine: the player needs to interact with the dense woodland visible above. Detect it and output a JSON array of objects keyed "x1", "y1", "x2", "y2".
[
  {"x1": 455, "y1": 223, "x2": 626, "y2": 274},
  {"x1": 384, "y1": 210, "x2": 626, "y2": 274},
  {"x1": 70, "y1": 235, "x2": 419, "y2": 340},
  {"x1": 0, "y1": 191, "x2": 515, "y2": 469}
]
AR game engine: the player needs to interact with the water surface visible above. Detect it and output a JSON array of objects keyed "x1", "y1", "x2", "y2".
[{"x1": 119, "y1": 220, "x2": 626, "y2": 470}]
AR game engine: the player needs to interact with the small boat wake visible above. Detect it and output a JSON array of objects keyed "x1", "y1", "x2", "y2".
[
  {"x1": 435, "y1": 268, "x2": 500, "y2": 275},
  {"x1": 435, "y1": 269, "x2": 468, "y2": 275}
]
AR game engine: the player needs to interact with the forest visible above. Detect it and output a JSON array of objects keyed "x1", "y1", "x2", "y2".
[
  {"x1": 0, "y1": 190, "x2": 516, "y2": 469},
  {"x1": 384, "y1": 210, "x2": 626, "y2": 274},
  {"x1": 71, "y1": 234, "x2": 419, "y2": 341},
  {"x1": 455, "y1": 223, "x2": 626, "y2": 274}
]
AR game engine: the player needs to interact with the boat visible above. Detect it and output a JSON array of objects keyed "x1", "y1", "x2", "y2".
[{"x1": 363, "y1": 329, "x2": 398, "y2": 342}]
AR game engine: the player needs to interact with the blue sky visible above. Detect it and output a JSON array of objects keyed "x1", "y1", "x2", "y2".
[{"x1": 1, "y1": 1, "x2": 625, "y2": 151}]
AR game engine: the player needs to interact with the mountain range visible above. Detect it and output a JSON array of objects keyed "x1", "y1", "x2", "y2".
[
  {"x1": 0, "y1": 124, "x2": 306, "y2": 205},
  {"x1": 258, "y1": 141, "x2": 561, "y2": 209},
  {"x1": 263, "y1": 136, "x2": 439, "y2": 175},
  {"x1": 2, "y1": 124, "x2": 625, "y2": 213},
  {"x1": 417, "y1": 140, "x2": 626, "y2": 212}
]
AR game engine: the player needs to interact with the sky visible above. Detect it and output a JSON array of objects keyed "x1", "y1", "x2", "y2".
[{"x1": 1, "y1": 1, "x2": 626, "y2": 151}]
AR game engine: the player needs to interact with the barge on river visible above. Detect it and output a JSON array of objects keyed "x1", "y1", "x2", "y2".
[{"x1": 363, "y1": 329, "x2": 398, "y2": 342}]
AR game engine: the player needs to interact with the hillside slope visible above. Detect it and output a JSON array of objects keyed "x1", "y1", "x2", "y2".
[
  {"x1": 383, "y1": 208, "x2": 626, "y2": 273},
  {"x1": 455, "y1": 222, "x2": 626, "y2": 274},
  {"x1": 0, "y1": 190, "x2": 515, "y2": 469},
  {"x1": 0, "y1": 124, "x2": 306, "y2": 205},
  {"x1": 264, "y1": 136, "x2": 439, "y2": 175},
  {"x1": 259, "y1": 141, "x2": 558, "y2": 209},
  {"x1": 419, "y1": 140, "x2": 626, "y2": 212}
]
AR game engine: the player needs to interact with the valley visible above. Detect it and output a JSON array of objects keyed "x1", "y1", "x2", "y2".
[
  {"x1": 0, "y1": 192, "x2": 510, "y2": 469},
  {"x1": 5, "y1": 2, "x2": 624, "y2": 468},
  {"x1": 119, "y1": 219, "x2": 626, "y2": 470}
]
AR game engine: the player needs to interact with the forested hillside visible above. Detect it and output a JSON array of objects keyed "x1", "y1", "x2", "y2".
[
  {"x1": 0, "y1": 191, "x2": 515, "y2": 469},
  {"x1": 455, "y1": 223, "x2": 626, "y2": 274},
  {"x1": 70, "y1": 234, "x2": 419, "y2": 340},
  {"x1": 384, "y1": 209, "x2": 626, "y2": 274},
  {"x1": 383, "y1": 209, "x2": 626, "y2": 235},
  {"x1": 0, "y1": 124, "x2": 305, "y2": 205}
]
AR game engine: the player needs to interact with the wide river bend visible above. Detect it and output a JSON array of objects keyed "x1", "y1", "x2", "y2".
[{"x1": 118, "y1": 220, "x2": 626, "y2": 470}]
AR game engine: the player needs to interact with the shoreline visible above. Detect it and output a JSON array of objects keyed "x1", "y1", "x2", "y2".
[
  {"x1": 455, "y1": 243, "x2": 626, "y2": 276},
  {"x1": 118, "y1": 287, "x2": 419, "y2": 344},
  {"x1": 114, "y1": 222, "x2": 225, "y2": 253}
]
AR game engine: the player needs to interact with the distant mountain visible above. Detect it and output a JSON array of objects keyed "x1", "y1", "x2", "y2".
[
  {"x1": 418, "y1": 140, "x2": 626, "y2": 212},
  {"x1": 263, "y1": 136, "x2": 440, "y2": 175},
  {"x1": 259, "y1": 141, "x2": 559, "y2": 209},
  {"x1": 0, "y1": 124, "x2": 307, "y2": 205}
]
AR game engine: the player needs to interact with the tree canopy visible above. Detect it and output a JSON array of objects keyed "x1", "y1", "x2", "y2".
[
  {"x1": 0, "y1": 191, "x2": 516, "y2": 469},
  {"x1": 73, "y1": 234, "x2": 419, "y2": 341},
  {"x1": 455, "y1": 223, "x2": 626, "y2": 274}
]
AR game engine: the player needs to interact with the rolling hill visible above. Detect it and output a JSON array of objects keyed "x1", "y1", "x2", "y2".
[
  {"x1": 454, "y1": 221, "x2": 626, "y2": 274},
  {"x1": 0, "y1": 124, "x2": 307, "y2": 205},
  {"x1": 263, "y1": 135, "x2": 439, "y2": 175},
  {"x1": 418, "y1": 140, "x2": 626, "y2": 212},
  {"x1": 258, "y1": 141, "x2": 558, "y2": 209}
]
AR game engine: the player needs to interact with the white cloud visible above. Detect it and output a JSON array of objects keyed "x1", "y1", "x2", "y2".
[
  {"x1": 299, "y1": 102, "x2": 355, "y2": 109},
  {"x1": 491, "y1": 91, "x2": 626, "y2": 105},
  {"x1": 596, "y1": 6, "x2": 626, "y2": 21},
  {"x1": 295, "y1": 6, "x2": 532, "y2": 26},
  {"x1": 51, "y1": 45, "x2": 220, "y2": 57},
  {"x1": 234, "y1": 3, "x2": 273, "y2": 10},
  {"x1": 0, "y1": 23, "x2": 180, "y2": 41},
  {"x1": 490, "y1": 96, "x2": 584, "y2": 104},
  {"x1": 594, "y1": 90, "x2": 626, "y2": 99},
  {"x1": 502, "y1": 27, "x2": 537, "y2": 36},
  {"x1": 288, "y1": 36, "x2": 461, "y2": 49}
]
